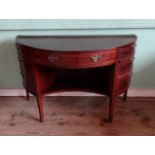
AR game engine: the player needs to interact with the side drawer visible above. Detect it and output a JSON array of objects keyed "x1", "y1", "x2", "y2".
[
  {"x1": 117, "y1": 74, "x2": 131, "y2": 94},
  {"x1": 118, "y1": 60, "x2": 133, "y2": 76},
  {"x1": 118, "y1": 45, "x2": 135, "y2": 61}
]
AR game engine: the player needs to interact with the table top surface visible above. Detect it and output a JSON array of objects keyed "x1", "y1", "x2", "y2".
[{"x1": 16, "y1": 35, "x2": 137, "y2": 51}]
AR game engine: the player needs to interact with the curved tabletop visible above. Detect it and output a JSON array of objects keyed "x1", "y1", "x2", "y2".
[{"x1": 16, "y1": 35, "x2": 137, "y2": 51}]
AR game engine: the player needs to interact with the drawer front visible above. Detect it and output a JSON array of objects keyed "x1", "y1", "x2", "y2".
[
  {"x1": 118, "y1": 60, "x2": 133, "y2": 76},
  {"x1": 32, "y1": 49, "x2": 117, "y2": 68},
  {"x1": 117, "y1": 75, "x2": 131, "y2": 93},
  {"x1": 118, "y1": 45, "x2": 135, "y2": 61}
]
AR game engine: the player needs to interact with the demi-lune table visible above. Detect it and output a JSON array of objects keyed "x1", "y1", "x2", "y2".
[{"x1": 16, "y1": 35, "x2": 137, "y2": 122}]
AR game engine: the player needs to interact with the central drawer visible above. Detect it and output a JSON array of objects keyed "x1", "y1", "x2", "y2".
[{"x1": 32, "y1": 49, "x2": 117, "y2": 69}]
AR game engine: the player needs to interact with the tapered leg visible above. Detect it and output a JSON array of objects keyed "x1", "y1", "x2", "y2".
[
  {"x1": 36, "y1": 94, "x2": 44, "y2": 122},
  {"x1": 26, "y1": 89, "x2": 30, "y2": 101},
  {"x1": 108, "y1": 96, "x2": 115, "y2": 122},
  {"x1": 123, "y1": 90, "x2": 128, "y2": 102}
]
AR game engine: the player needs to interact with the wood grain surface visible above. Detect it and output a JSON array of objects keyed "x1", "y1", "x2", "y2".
[
  {"x1": 17, "y1": 36, "x2": 136, "y2": 122},
  {"x1": 0, "y1": 96, "x2": 154, "y2": 136}
]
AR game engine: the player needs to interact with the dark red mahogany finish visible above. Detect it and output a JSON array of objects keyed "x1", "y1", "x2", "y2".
[{"x1": 16, "y1": 35, "x2": 137, "y2": 122}]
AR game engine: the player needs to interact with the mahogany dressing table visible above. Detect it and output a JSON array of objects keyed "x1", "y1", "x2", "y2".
[{"x1": 16, "y1": 35, "x2": 137, "y2": 122}]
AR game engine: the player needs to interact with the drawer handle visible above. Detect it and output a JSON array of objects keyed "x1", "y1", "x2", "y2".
[
  {"x1": 48, "y1": 55, "x2": 59, "y2": 62},
  {"x1": 131, "y1": 57, "x2": 135, "y2": 61},
  {"x1": 90, "y1": 54, "x2": 101, "y2": 62}
]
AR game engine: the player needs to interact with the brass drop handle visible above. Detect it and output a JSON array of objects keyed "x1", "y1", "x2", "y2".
[
  {"x1": 48, "y1": 54, "x2": 59, "y2": 62},
  {"x1": 90, "y1": 54, "x2": 101, "y2": 62}
]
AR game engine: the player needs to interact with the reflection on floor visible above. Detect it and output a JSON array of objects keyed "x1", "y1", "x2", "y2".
[{"x1": 0, "y1": 96, "x2": 155, "y2": 135}]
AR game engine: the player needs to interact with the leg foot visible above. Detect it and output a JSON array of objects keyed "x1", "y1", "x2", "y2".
[
  {"x1": 123, "y1": 90, "x2": 128, "y2": 102},
  {"x1": 108, "y1": 96, "x2": 115, "y2": 122},
  {"x1": 108, "y1": 116, "x2": 113, "y2": 122},
  {"x1": 36, "y1": 94, "x2": 44, "y2": 122},
  {"x1": 26, "y1": 89, "x2": 30, "y2": 101}
]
